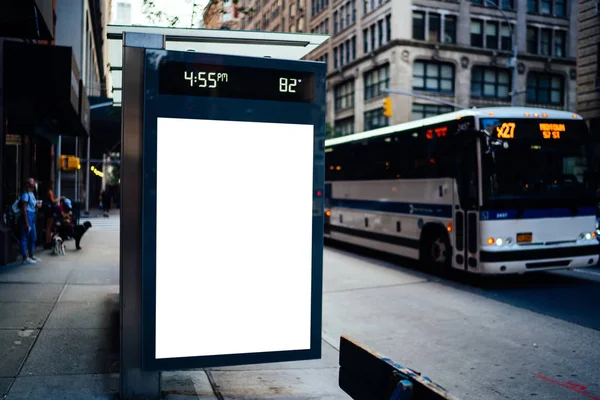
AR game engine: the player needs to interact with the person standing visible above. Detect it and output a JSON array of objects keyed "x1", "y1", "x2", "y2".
[
  {"x1": 20, "y1": 178, "x2": 41, "y2": 264},
  {"x1": 102, "y1": 189, "x2": 111, "y2": 218},
  {"x1": 43, "y1": 181, "x2": 64, "y2": 249}
]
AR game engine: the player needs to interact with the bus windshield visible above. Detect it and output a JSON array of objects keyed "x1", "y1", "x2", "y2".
[{"x1": 480, "y1": 118, "x2": 597, "y2": 208}]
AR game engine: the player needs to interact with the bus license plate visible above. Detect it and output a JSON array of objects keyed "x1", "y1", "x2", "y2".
[{"x1": 517, "y1": 233, "x2": 532, "y2": 243}]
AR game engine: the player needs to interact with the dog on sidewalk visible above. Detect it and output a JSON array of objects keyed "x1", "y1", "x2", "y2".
[
  {"x1": 52, "y1": 235, "x2": 66, "y2": 256},
  {"x1": 74, "y1": 221, "x2": 92, "y2": 250}
]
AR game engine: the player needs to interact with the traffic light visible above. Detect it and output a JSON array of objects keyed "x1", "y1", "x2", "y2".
[
  {"x1": 382, "y1": 97, "x2": 392, "y2": 118},
  {"x1": 59, "y1": 155, "x2": 81, "y2": 172}
]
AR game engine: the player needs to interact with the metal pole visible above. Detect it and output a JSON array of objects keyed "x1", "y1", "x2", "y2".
[
  {"x1": 85, "y1": 135, "x2": 91, "y2": 214},
  {"x1": 483, "y1": 0, "x2": 518, "y2": 106},
  {"x1": 385, "y1": 88, "x2": 468, "y2": 109},
  {"x1": 57, "y1": 135, "x2": 62, "y2": 198},
  {"x1": 75, "y1": 137, "x2": 79, "y2": 202}
]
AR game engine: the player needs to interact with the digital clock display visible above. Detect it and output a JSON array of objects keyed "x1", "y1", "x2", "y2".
[
  {"x1": 158, "y1": 61, "x2": 315, "y2": 103},
  {"x1": 481, "y1": 119, "x2": 586, "y2": 141}
]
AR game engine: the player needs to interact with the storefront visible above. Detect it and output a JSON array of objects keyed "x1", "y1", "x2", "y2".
[{"x1": 1, "y1": 40, "x2": 89, "y2": 265}]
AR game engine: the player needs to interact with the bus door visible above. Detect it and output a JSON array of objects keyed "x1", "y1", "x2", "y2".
[{"x1": 454, "y1": 134, "x2": 481, "y2": 270}]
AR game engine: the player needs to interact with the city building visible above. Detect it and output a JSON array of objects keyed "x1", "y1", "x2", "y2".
[
  {"x1": 204, "y1": 0, "x2": 242, "y2": 29},
  {"x1": 54, "y1": 0, "x2": 112, "y2": 203},
  {"x1": 239, "y1": 0, "x2": 307, "y2": 32},
  {"x1": 0, "y1": 0, "x2": 111, "y2": 265},
  {"x1": 577, "y1": 0, "x2": 600, "y2": 133},
  {"x1": 303, "y1": 0, "x2": 578, "y2": 137}
]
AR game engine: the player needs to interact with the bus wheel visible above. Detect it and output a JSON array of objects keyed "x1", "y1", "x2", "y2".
[{"x1": 421, "y1": 229, "x2": 451, "y2": 271}]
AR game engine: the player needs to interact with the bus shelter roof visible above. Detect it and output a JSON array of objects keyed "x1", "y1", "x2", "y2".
[{"x1": 107, "y1": 25, "x2": 329, "y2": 105}]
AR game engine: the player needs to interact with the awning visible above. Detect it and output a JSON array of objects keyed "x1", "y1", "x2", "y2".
[
  {"x1": 3, "y1": 41, "x2": 89, "y2": 138},
  {"x1": 0, "y1": 0, "x2": 53, "y2": 41}
]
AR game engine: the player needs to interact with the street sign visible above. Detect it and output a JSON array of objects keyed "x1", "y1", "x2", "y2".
[{"x1": 139, "y1": 49, "x2": 326, "y2": 371}]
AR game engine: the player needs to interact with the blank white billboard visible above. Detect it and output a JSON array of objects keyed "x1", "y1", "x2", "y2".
[{"x1": 154, "y1": 117, "x2": 315, "y2": 359}]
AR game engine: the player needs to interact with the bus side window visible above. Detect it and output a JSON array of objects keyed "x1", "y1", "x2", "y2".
[{"x1": 457, "y1": 136, "x2": 479, "y2": 209}]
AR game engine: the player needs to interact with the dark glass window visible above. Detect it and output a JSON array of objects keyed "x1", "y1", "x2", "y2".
[
  {"x1": 364, "y1": 108, "x2": 389, "y2": 131},
  {"x1": 486, "y1": 21, "x2": 499, "y2": 49},
  {"x1": 471, "y1": 67, "x2": 511, "y2": 99},
  {"x1": 444, "y1": 15, "x2": 457, "y2": 44},
  {"x1": 527, "y1": 27, "x2": 538, "y2": 54},
  {"x1": 526, "y1": 72, "x2": 564, "y2": 105},
  {"x1": 413, "y1": 11, "x2": 425, "y2": 40},
  {"x1": 413, "y1": 61, "x2": 455, "y2": 93},
  {"x1": 554, "y1": 30, "x2": 566, "y2": 57},
  {"x1": 364, "y1": 64, "x2": 390, "y2": 99},
  {"x1": 471, "y1": 19, "x2": 483, "y2": 47}
]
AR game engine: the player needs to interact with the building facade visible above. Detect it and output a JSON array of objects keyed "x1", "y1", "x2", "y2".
[
  {"x1": 577, "y1": 0, "x2": 600, "y2": 133},
  {"x1": 55, "y1": 0, "x2": 111, "y2": 202},
  {"x1": 204, "y1": 0, "x2": 242, "y2": 29},
  {"x1": 303, "y1": 0, "x2": 578, "y2": 138},
  {"x1": 239, "y1": 0, "x2": 308, "y2": 32}
]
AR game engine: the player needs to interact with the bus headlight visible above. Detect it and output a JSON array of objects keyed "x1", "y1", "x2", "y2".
[
  {"x1": 585, "y1": 233, "x2": 592, "y2": 240},
  {"x1": 496, "y1": 238, "x2": 504, "y2": 246}
]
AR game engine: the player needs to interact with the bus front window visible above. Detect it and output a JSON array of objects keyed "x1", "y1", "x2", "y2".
[{"x1": 480, "y1": 118, "x2": 596, "y2": 209}]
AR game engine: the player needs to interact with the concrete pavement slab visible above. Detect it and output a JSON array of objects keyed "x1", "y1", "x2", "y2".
[
  {"x1": 20, "y1": 328, "x2": 115, "y2": 376},
  {"x1": 209, "y1": 368, "x2": 346, "y2": 399},
  {"x1": 0, "y1": 330, "x2": 38, "y2": 377},
  {"x1": 66, "y1": 267, "x2": 119, "y2": 285},
  {"x1": 6, "y1": 373, "x2": 118, "y2": 400},
  {"x1": 162, "y1": 371, "x2": 218, "y2": 399},
  {"x1": 0, "y1": 378, "x2": 12, "y2": 397},
  {"x1": 0, "y1": 264, "x2": 74, "y2": 284},
  {"x1": 323, "y1": 249, "x2": 427, "y2": 293},
  {"x1": 44, "y1": 301, "x2": 115, "y2": 329},
  {"x1": 0, "y1": 283, "x2": 64, "y2": 303},
  {"x1": 58, "y1": 284, "x2": 119, "y2": 303},
  {"x1": 0, "y1": 302, "x2": 54, "y2": 329}
]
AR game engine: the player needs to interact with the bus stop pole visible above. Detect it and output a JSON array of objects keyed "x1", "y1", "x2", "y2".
[{"x1": 120, "y1": 32, "x2": 165, "y2": 400}]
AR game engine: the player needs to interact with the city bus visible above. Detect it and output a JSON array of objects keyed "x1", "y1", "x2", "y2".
[{"x1": 324, "y1": 107, "x2": 600, "y2": 274}]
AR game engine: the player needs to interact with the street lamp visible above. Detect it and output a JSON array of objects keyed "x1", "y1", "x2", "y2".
[{"x1": 482, "y1": 0, "x2": 519, "y2": 107}]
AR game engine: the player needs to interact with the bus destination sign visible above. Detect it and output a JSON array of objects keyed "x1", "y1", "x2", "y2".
[
  {"x1": 158, "y1": 61, "x2": 315, "y2": 103},
  {"x1": 481, "y1": 119, "x2": 584, "y2": 141}
]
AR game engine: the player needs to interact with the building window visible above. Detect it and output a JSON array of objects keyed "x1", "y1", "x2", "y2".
[
  {"x1": 333, "y1": 11, "x2": 338, "y2": 33},
  {"x1": 540, "y1": 0, "x2": 552, "y2": 14},
  {"x1": 429, "y1": 13, "x2": 441, "y2": 43},
  {"x1": 386, "y1": 14, "x2": 391, "y2": 42},
  {"x1": 527, "y1": 27, "x2": 538, "y2": 54},
  {"x1": 333, "y1": 47, "x2": 338, "y2": 68},
  {"x1": 370, "y1": 24, "x2": 376, "y2": 50},
  {"x1": 364, "y1": 108, "x2": 389, "y2": 131},
  {"x1": 334, "y1": 80, "x2": 355, "y2": 111},
  {"x1": 555, "y1": 0, "x2": 566, "y2": 17},
  {"x1": 414, "y1": 11, "x2": 456, "y2": 44},
  {"x1": 364, "y1": 64, "x2": 390, "y2": 100},
  {"x1": 486, "y1": 21, "x2": 499, "y2": 50},
  {"x1": 413, "y1": 11, "x2": 425, "y2": 40},
  {"x1": 597, "y1": 44, "x2": 600, "y2": 88},
  {"x1": 501, "y1": 24, "x2": 512, "y2": 51},
  {"x1": 444, "y1": 15, "x2": 457, "y2": 44},
  {"x1": 473, "y1": 0, "x2": 513, "y2": 9},
  {"x1": 413, "y1": 61, "x2": 455, "y2": 93},
  {"x1": 412, "y1": 103, "x2": 454, "y2": 120},
  {"x1": 471, "y1": 67, "x2": 511, "y2": 99},
  {"x1": 352, "y1": 36, "x2": 356, "y2": 60},
  {"x1": 527, "y1": 0, "x2": 537, "y2": 12},
  {"x1": 471, "y1": 19, "x2": 483, "y2": 47},
  {"x1": 554, "y1": 30, "x2": 566, "y2": 57},
  {"x1": 526, "y1": 72, "x2": 564, "y2": 105},
  {"x1": 363, "y1": 28, "x2": 369, "y2": 53},
  {"x1": 334, "y1": 117, "x2": 354, "y2": 137},
  {"x1": 540, "y1": 28, "x2": 552, "y2": 56},
  {"x1": 378, "y1": 20, "x2": 384, "y2": 46}
]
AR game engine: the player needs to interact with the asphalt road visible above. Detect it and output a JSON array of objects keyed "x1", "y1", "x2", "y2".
[{"x1": 323, "y1": 240, "x2": 600, "y2": 400}]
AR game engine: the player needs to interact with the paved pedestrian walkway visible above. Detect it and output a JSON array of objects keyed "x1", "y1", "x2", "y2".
[{"x1": 0, "y1": 214, "x2": 345, "y2": 399}]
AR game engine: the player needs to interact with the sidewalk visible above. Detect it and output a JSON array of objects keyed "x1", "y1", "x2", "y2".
[{"x1": 0, "y1": 214, "x2": 346, "y2": 400}]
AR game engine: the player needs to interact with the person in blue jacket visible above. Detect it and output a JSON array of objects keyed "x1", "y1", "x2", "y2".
[{"x1": 20, "y1": 177, "x2": 41, "y2": 264}]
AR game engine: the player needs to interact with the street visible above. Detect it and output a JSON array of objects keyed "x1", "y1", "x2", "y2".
[
  {"x1": 321, "y1": 241, "x2": 600, "y2": 400},
  {"x1": 2, "y1": 221, "x2": 600, "y2": 400}
]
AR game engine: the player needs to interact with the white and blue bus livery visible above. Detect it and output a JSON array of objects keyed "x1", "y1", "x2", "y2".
[{"x1": 324, "y1": 107, "x2": 599, "y2": 274}]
